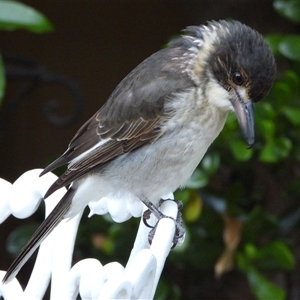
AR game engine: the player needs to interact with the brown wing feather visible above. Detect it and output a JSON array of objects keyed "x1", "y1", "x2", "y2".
[
  {"x1": 40, "y1": 113, "x2": 101, "y2": 176},
  {"x1": 44, "y1": 117, "x2": 162, "y2": 198}
]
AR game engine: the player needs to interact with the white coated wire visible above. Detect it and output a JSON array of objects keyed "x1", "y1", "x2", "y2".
[{"x1": 0, "y1": 169, "x2": 183, "y2": 300}]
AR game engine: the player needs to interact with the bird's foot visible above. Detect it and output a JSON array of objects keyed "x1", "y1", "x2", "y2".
[
  {"x1": 158, "y1": 198, "x2": 183, "y2": 210},
  {"x1": 142, "y1": 198, "x2": 185, "y2": 248}
]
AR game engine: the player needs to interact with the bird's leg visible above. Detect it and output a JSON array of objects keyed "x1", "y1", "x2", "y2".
[
  {"x1": 142, "y1": 198, "x2": 185, "y2": 248},
  {"x1": 142, "y1": 198, "x2": 165, "y2": 228},
  {"x1": 143, "y1": 198, "x2": 183, "y2": 228}
]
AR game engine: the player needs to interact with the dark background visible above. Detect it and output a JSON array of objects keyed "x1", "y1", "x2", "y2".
[{"x1": 0, "y1": 1, "x2": 297, "y2": 299}]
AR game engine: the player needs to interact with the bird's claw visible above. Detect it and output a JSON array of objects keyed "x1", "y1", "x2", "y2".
[
  {"x1": 142, "y1": 209, "x2": 155, "y2": 228},
  {"x1": 142, "y1": 198, "x2": 185, "y2": 248},
  {"x1": 148, "y1": 214, "x2": 185, "y2": 248},
  {"x1": 158, "y1": 198, "x2": 183, "y2": 211}
]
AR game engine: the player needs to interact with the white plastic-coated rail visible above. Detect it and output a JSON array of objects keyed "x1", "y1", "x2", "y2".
[{"x1": 0, "y1": 169, "x2": 183, "y2": 300}]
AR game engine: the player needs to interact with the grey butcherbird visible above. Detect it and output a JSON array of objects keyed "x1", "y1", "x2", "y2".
[{"x1": 3, "y1": 20, "x2": 276, "y2": 283}]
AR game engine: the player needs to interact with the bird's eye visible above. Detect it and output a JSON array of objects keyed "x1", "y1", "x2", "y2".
[{"x1": 232, "y1": 71, "x2": 244, "y2": 86}]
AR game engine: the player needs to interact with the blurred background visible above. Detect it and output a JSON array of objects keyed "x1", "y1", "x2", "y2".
[{"x1": 1, "y1": 0, "x2": 300, "y2": 299}]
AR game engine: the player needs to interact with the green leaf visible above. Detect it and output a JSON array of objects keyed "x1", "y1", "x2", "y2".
[
  {"x1": 183, "y1": 190, "x2": 203, "y2": 222},
  {"x1": 283, "y1": 70, "x2": 300, "y2": 93},
  {"x1": 203, "y1": 194, "x2": 227, "y2": 214},
  {"x1": 230, "y1": 139, "x2": 253, "y2": 161},
  {"x1": 186, "y1": 168, "x2": 208, "y2": 189},
  {"x1": 259, "y1": 137, "x2": 292, "y2": 163},
  {"x1": 264, "y1": 34, "x2": 284, "y2": 57},
  {"x1": 258, "y1": 102, "x2": 277, "y2": 120},
  {"x1": 244, "y1": 243, "x2": 258, "y2": 260},
  {"x1": 242, "y1": 242, "x2": 295, "y2": 271},
  {"x1": 243, "y1": 207, "x2": 279, "y2": 243},
  {"x1": 237, "y1": 251, "x2": 287, "y2": 300},
  {"x1": 0, "y1": 0, "x2": 53, "y2": 33},
  {"x1": 282, "y1": 106, "x2": 300, "y2": 125},
  {"x1": 279, "y1": 35, "x2": 300, "y2": 61},
  {"x1": 200, "y1": 152, "x2": 220, "y2": 174},
  {"x1": 6, "y1": 224, "x2": 39, "y2": 256},
  {"x1": 256, "y1": 241, "x2": 295, "y2": 271},
  {"x1": 272, "y1": 81, "x2": 293, "y2": 103},
  {"x1": 0, "y1": 53, "x2": 5, "y2": 106},
  {"x1": 247, "y1": 267, "x2": 286, "y2": 300},
  {"x1": 260, "y1": 120, "x2": 276, "y2": 141},
  {"x1": 101, "y1": 236, "x2": 114, "y2": 255},
  {"x1": 223, "y1": 112, "x2": 239, "y2": 133},
  {"x1": 174, "y1": 189, "x2": 192, "y2": 204},
  {"x1": 236, "y1": 252, "x2": 251, "y2": 273},
  {"x1": 274, "y1": 0, "x2": 300, "y2": 23},
  {"x1": 276, "y1": 136, "x2": 292, "y2": 157},
  {"x1": 259, "y1": 141, "x2": 277, "y2": 163}
]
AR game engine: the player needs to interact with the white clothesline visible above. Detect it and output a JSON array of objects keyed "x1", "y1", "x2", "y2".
[{"x1": 0, "y1": 169, "x2": 183, "y2": 300}]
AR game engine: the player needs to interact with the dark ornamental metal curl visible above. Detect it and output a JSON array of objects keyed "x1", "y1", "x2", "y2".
[{"x1": 0, "y1": 54, "x2": 84, "y2": 138}]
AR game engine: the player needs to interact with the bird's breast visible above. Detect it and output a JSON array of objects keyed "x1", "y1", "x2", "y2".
[
  {"x1": 159, "y1": 94, "x2": 228, "y2": 188},
  {"x1": 72, "y1": 89, "x2": 229, "y2": 211},
  {"x1": 111, "y1": 89, "x2": 229, "y2": 201}
]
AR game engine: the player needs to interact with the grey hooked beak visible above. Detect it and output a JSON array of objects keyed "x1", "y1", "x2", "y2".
[{"x1": 231, "y1": 96, "x2": 255, "y2": 148}]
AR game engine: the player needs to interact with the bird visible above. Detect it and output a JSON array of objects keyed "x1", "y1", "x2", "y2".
[{"x1": 3, "y1": 20, "x2": 276, "y2": 283}]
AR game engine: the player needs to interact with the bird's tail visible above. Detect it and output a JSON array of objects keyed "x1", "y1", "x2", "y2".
[{"x1": 2, "y1": 188, "x2": 75, "y2": 284}]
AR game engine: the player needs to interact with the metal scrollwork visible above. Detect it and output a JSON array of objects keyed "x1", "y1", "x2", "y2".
[{"x1": 0, "y1": 54, "x2": 84, "y2": 138}]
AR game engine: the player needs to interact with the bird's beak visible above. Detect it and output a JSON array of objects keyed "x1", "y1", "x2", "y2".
[{"x1": 230, "y1": 95, "x2": 255, "y2": 148}]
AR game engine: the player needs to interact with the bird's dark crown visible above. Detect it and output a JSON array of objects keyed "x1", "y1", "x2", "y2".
[{"x1": 172, "y1": 20, "x2": 276, "y2": 102}]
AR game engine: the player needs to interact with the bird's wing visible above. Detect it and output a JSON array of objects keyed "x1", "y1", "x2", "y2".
[{"x1": 42, "y1": 48, "x2": 195, "y2": 197}]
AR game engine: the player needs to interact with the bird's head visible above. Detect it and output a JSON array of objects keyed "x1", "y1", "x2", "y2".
[{"x1": 180, "y1": 20, "x2": 276, "y2": 147}]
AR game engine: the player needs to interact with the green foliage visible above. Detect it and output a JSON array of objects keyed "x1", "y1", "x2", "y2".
[
  {"x1": 6, "y1": 223, "x2": 39, "y2": 257},
  {"x1": 185, "y1": 153, "x2": 220, "y2": 189},
  {"x1": 279, "y1": 35, "x2": 300, "y2": 61},
  {"x1": 238, "y1": 260, "x2": 286, "y2": 300},
  {"x1": 274, "y1": 0, "x2": 300, "y2": 23},
  {"x1": 166, "y1": 1, "x2": 300, "y2": 298},
  {"x1": 237, "y1": 241, "x2": 294, "y2": 300},
  {"x1": 230, "y1": 139, "x2": 253, "y2": 161},
  {"x1": 0, "y1": 0, "x2": 53, "y2": 33}
]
